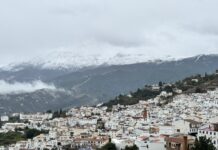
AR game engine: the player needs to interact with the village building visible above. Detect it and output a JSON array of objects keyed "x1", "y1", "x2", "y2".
[{"x1": 165, "y1": 133, "x2": 195, "y2": 150}]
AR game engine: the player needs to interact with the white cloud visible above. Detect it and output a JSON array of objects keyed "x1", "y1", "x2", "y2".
[
  {"x1": 0, "y1": 0, "x2": 218, "y2": 64},
  {"x1": 0, "y1": 80, "x2": 56, "y2": 94}
]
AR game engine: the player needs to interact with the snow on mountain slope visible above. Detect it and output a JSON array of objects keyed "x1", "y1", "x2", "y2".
[
  {"x1": 0, "y1": 50, "x2": 216, "y2": 71},
  {"x1": 2, "y1": 50, "x2": 214, "y2": 71},
  {"x1": 0, "y1": 50, "x2": 176, "y2": 71}
]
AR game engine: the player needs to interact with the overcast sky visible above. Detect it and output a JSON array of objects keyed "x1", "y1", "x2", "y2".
[{"x1": 0, "y1": 0, "x2": 218, "y2": 64}]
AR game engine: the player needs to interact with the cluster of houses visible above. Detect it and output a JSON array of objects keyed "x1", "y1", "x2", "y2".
[{"x1": 0, "y1": 87, "x2": 218, "y2": 150}]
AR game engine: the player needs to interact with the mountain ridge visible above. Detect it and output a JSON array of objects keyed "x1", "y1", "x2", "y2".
[
  {"x1": 1, "y1": 51, "x2": 208, "y2": 71},
  {"x1": 0, "y1": 54, "x2": 217, "y2": 114}
]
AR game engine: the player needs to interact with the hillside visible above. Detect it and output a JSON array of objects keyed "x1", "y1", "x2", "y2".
[
  {"x1": 0, "y1": 55, "x2": 217, "y2": 114},
  {"x1": 51, "y1": 54, "x2": 218, "y2": 102},
  {"x1": 104, "y1": 71, "x2": 218, "y2": 108}
]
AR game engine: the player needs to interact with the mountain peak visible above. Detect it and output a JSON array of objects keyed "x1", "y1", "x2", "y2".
[
  {"x1": 0, "y1": 51, "x2": 217, "y2": 71},
  {"x1": 12, "y1": 51, "x2": 162, "y2": 70}
]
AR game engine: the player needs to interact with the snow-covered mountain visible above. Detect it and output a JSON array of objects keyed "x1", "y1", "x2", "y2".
[
  {"x1": 29, "y1": 51, "x2": 174, "y2": 70},
  {"x1": 0, "y1": 51, "x2": 176, "y2": 71},
  {"x1": 0, "y1": 54, "x2": 217, "y2": 114}
]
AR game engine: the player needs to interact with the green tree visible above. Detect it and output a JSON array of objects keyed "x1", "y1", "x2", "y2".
[
  {"x1": 99, "y1": 138, "x2": 117, "y2": 150},
  {"x1": 125, "y1": 144, "x2": 139, "y2": 150},
  {"x1": 99, "y1": 143, "x2": 117, "y2": 150},
  {"x1": 24, "y1": 128, "x2": 48, "y2": 139},
  {"x1": 192, "y1": 136, "x2": 216, "y2": 150},
  {"x1": 158, "y1": 81, "x2": 163, "y2": 87},
  {"x1": 46, "y1": 110, "x2": 52, "y2": 113}
]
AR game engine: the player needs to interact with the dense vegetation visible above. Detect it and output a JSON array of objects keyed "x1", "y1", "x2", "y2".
[
  {"x1": 0, "y1": 132, "x2": 25, "y2": 146},
  {"x1": 175, "y1": 73, "x2": 218, "y2": 93},
  {"x1": 192, "y1": 136, "x2": 216, "y2": 150},
  {"x1": 104, "y1": 81, "x2": 178, "y2": 109},
  {"x1": 51, "y1": 109, "x2": 67, "y2": 118},
  {"x1": 98, "y1": 141, "x2": 139, "y2": 150},
  {"x1": 8, "y1": 116, "x2": 21, "y2": 123},
  {"x1": 0, "y1": 128, "x2": 48, "y2": 146},
  {"x1": 124, "y1": 145, "x2": 139, "y2": 150},
  {"x1": 104, "y1": 72, "x2": 218, "y2": 109},
  {"x1": 104, "y1": 87, "x2": 161, "y2": 109},
  {"x1": 23, "y1": 128, "x2": 48, "y2": 139},
  {"x1": 98, "y1": 142, "x2": 117, "y2": 150}
]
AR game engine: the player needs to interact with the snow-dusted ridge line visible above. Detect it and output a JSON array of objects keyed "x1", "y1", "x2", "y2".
[{"x1": 0, "y1": 52, "x2": 217, "y2": 71}]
